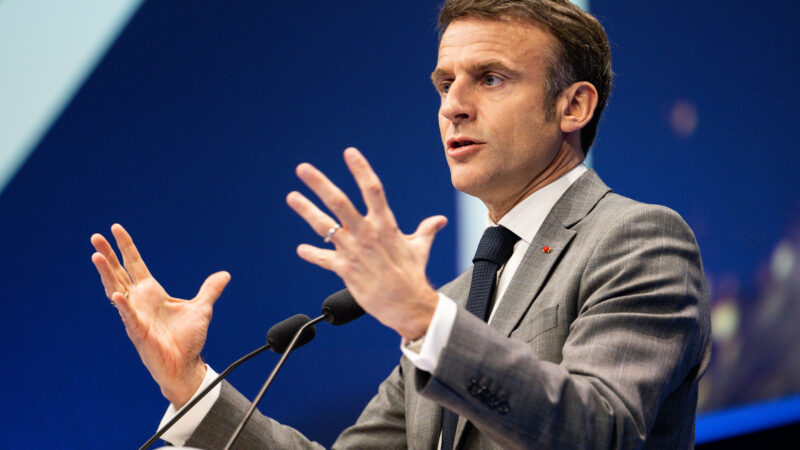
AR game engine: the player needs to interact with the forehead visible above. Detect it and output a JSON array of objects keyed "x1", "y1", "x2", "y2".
[{"x1": 436, "y1": 17, "x2": 556, "y2": 70}]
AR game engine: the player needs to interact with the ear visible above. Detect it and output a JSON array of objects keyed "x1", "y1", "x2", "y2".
[{"x1": 557, "y1": 81, "x2": 598, "y2": 134}]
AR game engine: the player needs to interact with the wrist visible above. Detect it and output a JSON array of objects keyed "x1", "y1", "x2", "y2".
[
  {"x1": 399, "y1": 288, "x2": 438, "y2": 341},
  {"x1": 161, "y1": 359, "x2": 207, "y2": 408}
]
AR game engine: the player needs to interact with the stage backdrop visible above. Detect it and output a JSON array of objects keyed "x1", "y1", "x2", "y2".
[{"x1": 1, "y1": 1, "x2": 799, "y2": 447}]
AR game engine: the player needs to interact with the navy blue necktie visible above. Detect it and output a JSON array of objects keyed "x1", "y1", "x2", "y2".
[{"x1": 440, "y1": 225, "x2": 520, "y2": 450}]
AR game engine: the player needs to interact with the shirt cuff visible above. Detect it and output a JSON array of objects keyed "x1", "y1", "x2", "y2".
[
  {"x1": 400, "y1": 293, "x2": 458, "y2": 373},
  {"x1": 159, "y1": 365, "x2": 221, "y2": 446}
]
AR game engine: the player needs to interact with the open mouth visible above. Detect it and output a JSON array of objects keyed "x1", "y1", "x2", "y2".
[
  {"x1": 451, "y1": 140, "x2": 476, "y2": 148},
  {"x1": 448, "y1": 138, "x2": 483, "y2": 150}
]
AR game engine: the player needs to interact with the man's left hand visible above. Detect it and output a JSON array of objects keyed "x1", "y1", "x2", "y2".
[{"x1": 286, "y1": 147, "x2": 447, "y2": 340}]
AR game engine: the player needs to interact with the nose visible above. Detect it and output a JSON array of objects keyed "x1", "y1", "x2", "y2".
[{"x1": 439, "y1": 80, "x2": 475, "y2": 124}]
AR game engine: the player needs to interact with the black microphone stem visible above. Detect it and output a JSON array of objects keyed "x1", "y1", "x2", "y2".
[
  {"x1": 223, "y1": 314, "x2": 327, "y2": 450},
  {"x1": 139, "y1": 342, "x2": 272, "y2": 450}
]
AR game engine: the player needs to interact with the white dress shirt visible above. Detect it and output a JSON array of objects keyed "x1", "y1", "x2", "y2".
[{"x1": 160, "y1": 163, "x2": 588, "y2": 446}]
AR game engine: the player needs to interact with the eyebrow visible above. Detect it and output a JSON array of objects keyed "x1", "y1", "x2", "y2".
[
  {"x1": 430, "y1": 59, "x2": 517, "y2": 85},
  {"x1": 430, "y1": 68, "x2": 449, "y2": 85}
]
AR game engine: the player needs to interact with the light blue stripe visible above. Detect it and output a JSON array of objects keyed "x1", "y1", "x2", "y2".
[
  {"x1": 0, "y1": 0, "x2": 144, "y2": 195},
  {"x1": 572, "y1": 0, "x2": 589, "y2": 11},
  {"x1": 455, "y1": 190, "x2": 487, "y2": 273}
]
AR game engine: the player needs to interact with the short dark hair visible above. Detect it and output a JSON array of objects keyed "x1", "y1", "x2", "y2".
[{"x1": 438, "y1": 0, "x2": 613, "y2": 154}]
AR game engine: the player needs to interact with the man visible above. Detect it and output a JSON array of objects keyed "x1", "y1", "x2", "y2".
[{"x1": 91, "y1": 1, "x2": 711, "y2": 448}]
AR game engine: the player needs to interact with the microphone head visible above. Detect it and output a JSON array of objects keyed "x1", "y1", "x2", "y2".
[
  {"x1": 266, "y1": 313, "x2": 316, "y2": 353},
  {"x1": 321, "y1": 289, "x2": 365, "y2": 326}
]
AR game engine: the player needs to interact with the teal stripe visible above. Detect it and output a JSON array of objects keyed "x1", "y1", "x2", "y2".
[{"x1": 0, "y1": 0, "x2": 144, "y2": 195}]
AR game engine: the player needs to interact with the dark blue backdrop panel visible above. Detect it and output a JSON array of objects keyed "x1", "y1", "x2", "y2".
[
  {"x1": 592, "y1": 1, "x2": 800, "y2": 286},
  {"x1": 1, "y1": 0, "x2": 798, "y2": 447},
  {"x1": 0, "y1": 1, "x2": 453, "y2": 447}
]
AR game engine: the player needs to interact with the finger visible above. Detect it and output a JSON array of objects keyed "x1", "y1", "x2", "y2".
[
  {"x1": 296, "y1": 244, "x2": 338, "y2": 272},
  {"x1": 343, "y1": 148, "x2": 394, "y2": 221},
  {"x1": 110, "y1": 224, "x2": 152, "y2": 283},
  {"x1": 413, "y1": 215, "x2": 448, "y2": 247},
  {"x1": 91, "y1": 233, "x2": 132, "y2": 288},
  {"x1": 295, "y1": 162, "x2": 363, "y2": 228},
  {"x1": 287, "y1": 191, "x2": 345, "y2": 239},
  {"x1": 111, "y1": 291, "x2": 144, "y2": 341},
  {"x1": 111, "y1": 290, "x2": 132, "y2": 315},
  {"x1": 194, "y1": 271, "x2": 231, "y2": 307},
  {"x1": 91, "y1": 252, "x2": 126, "y2": 298}
]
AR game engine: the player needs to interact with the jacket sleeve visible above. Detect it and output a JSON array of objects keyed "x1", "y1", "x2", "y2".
[
  {"x1": 185, "y1": 366, "x2": 410, "y2": 450},
  {"x1": 185, "y1": 381, "x2": 325, "y2": 450}
]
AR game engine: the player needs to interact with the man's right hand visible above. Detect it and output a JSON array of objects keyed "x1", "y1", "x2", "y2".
[{"x1": 90, "y1": 224, "x2": 230, "y2": 408}]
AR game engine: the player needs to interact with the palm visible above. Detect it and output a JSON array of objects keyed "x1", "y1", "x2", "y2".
[
  {"x1": 91, "y1": 224, "x2": 230, "y2": 406},
  {"x1": 125, "y1": 278, "x2": 208, "y2": 381}
]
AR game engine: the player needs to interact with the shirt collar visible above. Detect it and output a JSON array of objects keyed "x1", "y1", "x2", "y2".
[{"x1": 487, "y1": 163, "x2": 588, "y2": 245}]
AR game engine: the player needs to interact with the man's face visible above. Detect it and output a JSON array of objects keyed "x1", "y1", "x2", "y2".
[{"x1": 433, "y1": 17, "x2": 564, "y2": 208}]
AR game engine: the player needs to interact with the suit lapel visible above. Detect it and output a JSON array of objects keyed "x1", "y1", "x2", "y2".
[
  {"x1": 485, "y1": 169, "x2": 611, "y2": 338},
  {"x1": 438, "y1": 268, "x2": 472, "y2": 308},
  {"x1": 489, "y1": 223, "x2": 576, "y2": 337},
  {"x1": 450, "y1": 169, "x2": 611, "y2": 447}
]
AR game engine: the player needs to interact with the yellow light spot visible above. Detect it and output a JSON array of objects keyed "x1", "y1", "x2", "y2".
[
  {"x1": 711, "y1": 299, "x2": 740, "y2": 342},
  {"x1": 771, "y1": 241, "x2": 795, "y2": 282}
]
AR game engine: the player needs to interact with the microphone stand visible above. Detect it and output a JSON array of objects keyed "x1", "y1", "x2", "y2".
[
  {"x1": 139, "y1": 343, "x2": 272, "y2": 450},
  {"x1": 223, "y1": 314, "x2": 327, "y2": 450}
]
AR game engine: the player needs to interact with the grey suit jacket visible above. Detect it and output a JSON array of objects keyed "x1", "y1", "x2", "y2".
[{"x1": 186, "y1": 170, "x2": 711, "y2": 449}]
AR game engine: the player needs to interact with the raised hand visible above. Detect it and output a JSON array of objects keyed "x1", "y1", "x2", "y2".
[
  {"x1": 286, "y1": 148, "x2": 447, "y2": 340},
  {"x1": 90, "y1": 224, "x2": 230, "y2": 408}
]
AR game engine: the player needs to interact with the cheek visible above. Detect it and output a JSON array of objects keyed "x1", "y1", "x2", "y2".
[
  {"x1": 508, "y1": 108, "x2": 552, "y2": 145},
  {"x1": 438, "y1": 114, "x2": 448, "y2": 142}
]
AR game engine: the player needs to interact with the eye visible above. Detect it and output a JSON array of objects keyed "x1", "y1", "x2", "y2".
[
  {"x1": 484, "y1": 75, "x2": 502, "y2": 87},
  {"x1": 440, "y1": 82, "x2": 452, "y2": 94}
]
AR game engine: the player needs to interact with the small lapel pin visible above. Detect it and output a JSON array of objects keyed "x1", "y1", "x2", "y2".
[{"x1": 542, "y1": 246, "x2": 551, "y2": 253}]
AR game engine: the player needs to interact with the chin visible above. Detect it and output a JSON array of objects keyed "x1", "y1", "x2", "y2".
[{"x1": 450, "y1": 172, "x2": 488, "y2": 198}]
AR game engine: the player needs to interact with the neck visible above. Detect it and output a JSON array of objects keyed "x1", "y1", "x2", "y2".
[{"x1": 486, "y1": 144, "x2": 584, "y2": 223}]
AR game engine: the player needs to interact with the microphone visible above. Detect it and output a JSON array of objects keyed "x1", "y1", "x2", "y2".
[
  {"x1": 139, "y1": 314, "x2": 316, "y2": 450},
  {"x1": 267, "y1": 313, "x2": 317, "y2": 352},
  {"x1": 322, "y1": 288, "x2": 364, "y2": 325},
  {"x1": 223, "y1": 289, "x2": 364, "y2": 449}
]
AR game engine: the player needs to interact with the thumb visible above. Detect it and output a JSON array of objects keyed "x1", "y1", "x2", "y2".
[
  {"x1": 195, "y1": 271, "x2": 231, "y2": 306},
  {"x1": 413, "y1": 215, "x2": 448, "y2": 246}
]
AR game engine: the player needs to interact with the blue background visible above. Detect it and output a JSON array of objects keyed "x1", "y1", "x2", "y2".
[{"x1": 1, "y1": 1, "x2": 799, "y2": 447}]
